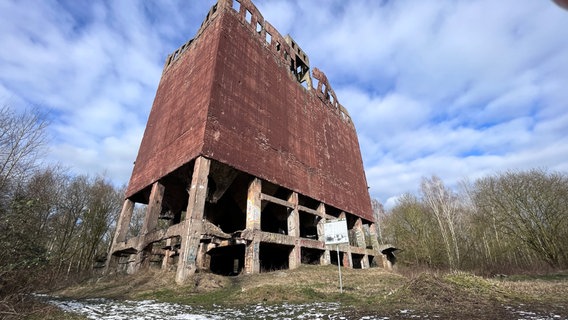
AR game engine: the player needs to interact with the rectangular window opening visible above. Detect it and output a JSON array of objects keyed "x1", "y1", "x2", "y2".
[
  {"x1": 265, "y1": 32, "x2": 272, "y2": 44},
  {"x1": 256, "y1": 22, "x2": 262, "y2": 33},
  {"x1": 276, "y1": 42, "x2": 281, "y2": 52},
  {"x1": 245, "y1": 10, "x2": 252, "y2": 24},
  {"x1": 232, "y1": 0, "x2": 240, "y2": 12}
]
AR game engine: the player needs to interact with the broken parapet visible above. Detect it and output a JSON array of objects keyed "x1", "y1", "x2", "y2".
[
  {"x1": 164, "y1": 0, "x2": 352, "y2": 125},
  {"x1": 106, "y1": 0, "x2": 382, "y2": 283}
]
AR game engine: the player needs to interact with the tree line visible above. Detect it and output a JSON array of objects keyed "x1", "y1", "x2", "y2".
[
  {"x1": 0, "y1": 106, "x2": 124, "y2": 317},
  {"x1": 378, "y1": 171, "x2": 568, "y2": 273}
]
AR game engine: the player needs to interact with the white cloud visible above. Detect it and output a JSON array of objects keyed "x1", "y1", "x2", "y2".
[{"x1": 1, "y1": 0, "x2": 568, "y2": 212}]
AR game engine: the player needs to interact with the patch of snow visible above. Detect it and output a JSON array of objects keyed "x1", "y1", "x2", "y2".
[{"x1": 39, "y1": 296, "x2": 391, "y2": 320}]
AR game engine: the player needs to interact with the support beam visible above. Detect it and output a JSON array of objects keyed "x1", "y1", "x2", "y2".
[
  {"x1": 316, "y1": 203, "x2": 331, "y2": 265},
  {"x1": 176, "y1": 157, "x2": 211, "y2": 283},
  {"x1": 287, "y1": 192, "x2": 300, "y2": 269},
  {"x1": 244, "y1": 178, "x2": 261, "y2": 274},
  {"x1": 369, "y1": 223, "x2": 381, "y2": 251},
  {"x1": 361, "y1": 254, "x2": 370, "y2": 269},
  {"x1": 339, "y1": 212, "x2": 352, "y2": 268},
  {"x1": 140, "y1": 182, "x2": 166, "y2": 236},
  {"x1": 354, "y1": 218, "x2": 366, "y2": 248},
  {"x1": 105, "y1": 199, "x2": 134, "y2": 273},
  {"x1": 133, "y1": 181, "x2": 165, "y2": 273},
  {"x1": 162, "y1": 238, "x2": 173, "y2": 271}
]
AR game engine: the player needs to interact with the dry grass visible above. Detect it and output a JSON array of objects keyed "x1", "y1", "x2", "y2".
[
  {"x1": 491, "y1": 271, "x2": 568, "y2": 305},
  {"x1": 51, "y1": 266, "x2": 568, "y2": 319}
]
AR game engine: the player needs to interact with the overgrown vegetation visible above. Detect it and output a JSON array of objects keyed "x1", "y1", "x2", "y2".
[
  {"x1": 379, "y1": 171, "x2": 568, "y2": 273},
  {"x1": 0, "y1": 106, "x2": 123, "y2": 319}
]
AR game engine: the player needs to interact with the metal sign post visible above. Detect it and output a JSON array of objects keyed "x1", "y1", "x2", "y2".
[
  {"x1": 336, "y1": 244, "x2": 343, "y2": 293},
  {"x1": 324, "y1": 219, "x2": 349, "y2": 294}
]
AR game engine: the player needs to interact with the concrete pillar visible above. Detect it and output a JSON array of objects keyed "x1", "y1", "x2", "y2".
[
  {"x1": 287, "y1": 192, "x2": 300, "y2": 269},
  {"x1": 354, "y1": 218, "x2": 366, "y2": 248},
  {"x1": 140, "y1": 182, "x2": 165, "y2": 236},
  {"x1": 133, "y1": 182, "x2": 165, "y2": 273},
  {"x1": 369, "y1": 223, "x2": 381, "y2": 251},
  {"x1": 162, "y1": 238, "x2": 172, "y2": 270},
  {"x1": 244, "y1": 178, "x2": 261, "y2": 274},
  {"x1": 339, "y1": 212, "x2": 352, "y2": 268},
  {"x1": 105, "y1": 199, "x2": 134, "y2": 273},
  {"x1": 176, "y1": 156, "x2": 211, "y2": 283},
  {"x1": 361, "y1": 254, "x2": 370, "y2": 269},
  {"x1": 196, "y1": 242, "x2": 213, "y2": 270},
  {"x1": 317, "y1": 203, "x2": 331, "y2": 265}
]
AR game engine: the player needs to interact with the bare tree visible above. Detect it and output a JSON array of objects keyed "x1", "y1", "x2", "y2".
[
  {"x1": 473, "y1": 169, "x2": 568, "y2": 268},
  {"x1": 383, "y1": 193, "x2": 444, "y2": 267},
  {"x1": 421, "y1": 176, "x2": 462, "y2": 269},
  {"x1": 0, "y1": 106, "x2": 49, "y2": 197}
]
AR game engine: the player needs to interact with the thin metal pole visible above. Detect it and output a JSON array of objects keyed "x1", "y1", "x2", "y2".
[{"x1": 337, "y1": 245, "x2": 343, "y2": 293}]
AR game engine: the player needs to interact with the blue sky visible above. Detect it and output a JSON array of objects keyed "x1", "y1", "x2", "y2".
[{"x1": 1, "y1": 0, "x2": 567, "y2": 209}]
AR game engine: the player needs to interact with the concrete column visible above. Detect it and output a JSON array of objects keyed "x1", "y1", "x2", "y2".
[
  {"x1": 196, "y1": 242, "x2": 213, "y2": 270},
  {"x1": 354, "y1": 218, "x2": 366, "y2": 248},
  {"x1": 245, "y1": 178, "x2": 262, "y2": 230},
  {"x1": 132, "y1": 182, "x2": 165, "y2": 273},
  {"x1": 140, "y1": 182, "x2": 165, "y2": 236},
  {"x1": 287, "y1": 192, "x2": 301, "y2": 269},
  {"x1": 105, "y1": 199, "x2": 135, "y2": 273},
  {"x1": 361, "y1": 255, "x2": 370, "y2": 269},
  {"x1": 339, "y1": 212, "x2": 352, "y2": 268},
  {"x1": 317, "y1": 203, "x2": 330, "y2": 265},
  {"x1": 162, "y1": 238, "x2": 172, "y2": 270},
  {"x1": 369, "y1": 223, "x2": 381, "y2": 251},
  {"x1": 176, "y1": 156, "x2": 211, "y2": 283},
  {"x1": 244, "y1": 178, "x2": 261, "y2": 274}
]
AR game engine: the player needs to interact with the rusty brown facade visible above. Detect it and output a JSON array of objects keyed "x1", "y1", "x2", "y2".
[{"x1": 106, "y1": 0, "x2": 386, "y2": 283}]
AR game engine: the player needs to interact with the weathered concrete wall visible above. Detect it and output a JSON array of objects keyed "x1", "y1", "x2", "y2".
[
  {"x1": 125, "y1": 17, "x2": 221, "y2": 198},
  {"x1": 126, "y1": 0, "x2": 373, "y2": 221},
  {"x1": 204, "y1": 5, "x2": 372, "y2": 221}
]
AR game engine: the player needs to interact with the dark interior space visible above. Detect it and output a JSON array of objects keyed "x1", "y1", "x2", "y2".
[
  {"x1": 346, "y1": 214, "x2": 357, "y2": 230},
  {"x1": 369, "y1": 255, "x2": 377, "y2": 267},
  {"x1": 299, "y1": 211, "x2": 319, "y2": 239},
  {"x1": 330, "y1": 249, "x2": 345, "y2": 266},
  {"x1": 208, "y1": 244, "x2": 245, "y2": 275},
  {"x1": 259, "y1": 242, "x2": 291, "y2": 272},
  {"x1": 204, "y1": 196, "x2": 246, "y2": 234},
  {"x1": 326, "y1": 205, "x2": 342, "y2": 219},
  {"x1": 301, "y1": 247, "x2": 323, "y2": 265},
  {"x1": 203, "y1": 172, "x2": 250, "y2": 234},
  {"x1": 298, "y1": 194, "x2": 319, "y2": 210},
  {"x1": 260, "y1": 202, "x2": 288, "y2": 234},
  {"x1": 352, "y1": 253, "x2": 364, "y2": 269}
]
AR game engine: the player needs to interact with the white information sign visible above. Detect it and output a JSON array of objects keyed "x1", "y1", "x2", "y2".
[{"x1": 324, "y1": 219, "x2": 349, "y2": 245}]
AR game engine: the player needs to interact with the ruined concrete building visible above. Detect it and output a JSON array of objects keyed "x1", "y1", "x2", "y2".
[{"x1": 106, "y1": 0, "x2": 385, "y2": 283}]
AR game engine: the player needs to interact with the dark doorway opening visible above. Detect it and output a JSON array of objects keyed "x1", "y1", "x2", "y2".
[
  {"x1": 352, "y1": 253, "x2": 364, "y2": 269},
  {"x1": 330, "y1": 250, "x2": 345, "y2": 266},
  {"x1": 208, "y1": 244, "x2": 245, "y2": 276},
  {"x1": 301, "y1": 247, "x2": 323, "y2": 265},
  {"x1": 259, "y1": 242, "x2": 291, "y2": 272}
]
